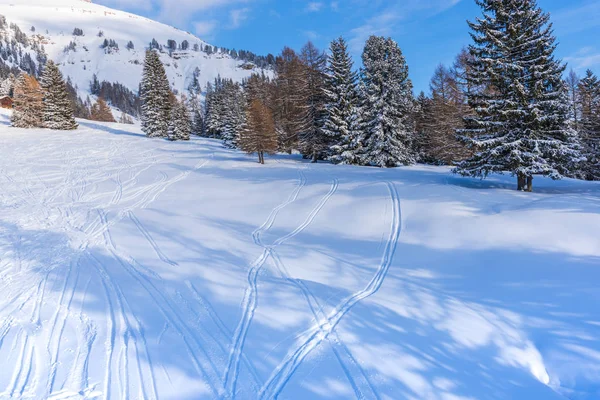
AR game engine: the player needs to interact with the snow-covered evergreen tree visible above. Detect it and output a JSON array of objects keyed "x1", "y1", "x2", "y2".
[
  {"x1": 323, "y1": 37, "x2": 361, "y2": 165},
  {"x1": 455, "y1": 0, "x2": 582, "y2": 191},
  {"x1": 40, "y1": 60, "x2": 78, "y2": 130},
  {"x1": 358, "y1": 36, "x2": 415, "y2": 167},
  {"x1": 0, "y1": 73, "x2": 17, "y2": 97},
  {"x1": 140, "y1": 50, "x2": 171, "y2": 138},
  {"x1": 168, "y1": 98, "x2": 191, "y2": 141},
  {"x1": 221, "y1": 81, "x2": 246, "y2": 148},
  {"x1": 577, "y1": 69, "x2": 600, "y2": 180},
  {"x1": 204, "y1": 78, "x2": 224, "y2": 138},
  {"x1": 11, "y1": 73, "x2": 43, "y2": 128},
  {"x1": 186, "y1": 67, "x2": 204, "y2": 136},
  {"x1": 298, "y1": 41, "x2": 328, "y2": 162}
]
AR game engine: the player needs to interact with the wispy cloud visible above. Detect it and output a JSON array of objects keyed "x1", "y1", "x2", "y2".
[
  {"x1": 564, "y1": 47, "x2": 600, "y2": 72},
  {"x1": 194, "y1": 20, "x2": 218, "y2": 37},
  {"x1": 552, "y1": 1, "x2": 600, "y2": 35},
  {"x1": 348, "y1": 0, "x2": 462, "y2": 54},
  {"x1": 230, "y1": 8, "x2": 250, "y2": 29},
  {"x1": 305, "y1": 2, "x2": 324, "y2": 13}
]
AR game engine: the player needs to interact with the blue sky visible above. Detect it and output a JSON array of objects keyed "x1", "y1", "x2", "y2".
[{"x1": 96, "y1": 0, "x2": 600, "y2": 93}]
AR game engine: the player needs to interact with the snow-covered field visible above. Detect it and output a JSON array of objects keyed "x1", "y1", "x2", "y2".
[{"x1": 0, "y1": 110, "x2": 599, "y2": 400}]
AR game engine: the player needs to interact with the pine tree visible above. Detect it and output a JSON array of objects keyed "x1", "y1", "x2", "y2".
[
  {"x1": 455, "y1": 0, "x2": 582, "y2": 192},
  {"x1": 90, "y1": 97, "x2": 116, "y2": 122},
  {"x1": 323, "y1": 37, "x2": 361, "y2": 165},
  {"x1": 168, "y1": 97, "x2": 191, "y2": 141},
  {"x1": 40, "y1": 60, "x2": 78, "y2": 130},
  {"x1": 358, "y1": 36, "x2": 416, "y2": 167},
  {"x1": 577, "y1": 70, "x2": 600, "y2": 180},
  {"x1": 298, "y1": 41, "x2": 328, "y2": 162},
  {"x1": 11, "y1": 73, "x2": 43, "y2": 128},
  {"x1": 140, "y1": 50, "x2": 171, "y2": 138},
  {"x1": 239, "y1": 99, "x2": 278, "y2": 164}
]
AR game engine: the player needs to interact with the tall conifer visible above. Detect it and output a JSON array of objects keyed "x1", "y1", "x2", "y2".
[
  {"x1": 323, "y1": 37, "x2": 361, "y2": 165},
  {"x1": 358, "y1": 36, "x2": 415, "y2": 167},
  {"x1": 40, "y1": 60, "x2": 78, "y2": 130},
  {"x1": 455, "y1": 0, "x2": 582, "y2": 191},
  {"x1": 141, "y1": 50, "x2": 171, "y2": 138}
]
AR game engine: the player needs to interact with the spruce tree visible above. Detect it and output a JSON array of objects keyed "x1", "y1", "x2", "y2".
[
  {"x1": 323, "y1": 37, "x2": 361, "y2": 165},
  {"x1": 455, "y1": 0, "x2": 582, "y2": 192},
  {"x1": 11, "y1": 73, "x2": 43, "y2": 128},
  {"x1": 221, "y1": 81, "x2": 246, "y2": 148},
  {"x1": 191, "y1": 106, "x2": 204, "y2": 136},
  {"x1": 358, "y1": 36, "x2": 416, "y2": 167},
  {"x1": 204, "y1": 78, "x2": 225, "y2": 138},
  {"x1": 141, "y1": 50, "x2": 171, "y2": 138},
  {"x1": 168, "y1": 98, "x2": 191, "y2": 141},
  {"x1": 40, "y1": 60, "x2": 78, "y2": 130},
  {"x1": 577, "y1": 70, "x2": 600, "y2": 180},
  {"x1": 298, "y1": 41, "x2": 328, "y2": 162}
]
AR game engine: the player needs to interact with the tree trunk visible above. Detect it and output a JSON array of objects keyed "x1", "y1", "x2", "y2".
[
  {"x1": 517, "y1": 174, "x2": 526, "y2": 191},
  {"x1": 311, "y1": 152, "x2": 318, "y2": 163},
  {"x1": 526, "y1": 175, "x2": 533, "y2": 192}
]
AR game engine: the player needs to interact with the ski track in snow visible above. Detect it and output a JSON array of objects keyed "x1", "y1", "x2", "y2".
[
  {"x1": 0, "y1": 129, "x2": 219, "y2": 399},
  {"x1": 222, "y1": 174, "x2": 339, "y2": 399},
  {"x1": 258, "y1": 182, "x2": 402, "y2": 400}
]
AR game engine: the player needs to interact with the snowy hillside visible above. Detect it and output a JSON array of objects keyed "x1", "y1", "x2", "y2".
[
  {"x1": 0, "y1": 0, "x2": 271, "y2": 98},
  {"x1": 0, "y1": 109, "x2": 599, "y2": 399}
]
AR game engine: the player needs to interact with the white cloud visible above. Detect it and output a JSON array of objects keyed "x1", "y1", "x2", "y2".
[
  {"x1": 229, "y1": 8, "x2": 250, "y2": 29},
  {"x1": 565, "y1": 47, "x2": 600, "y2": 72},
  {"x1": 306, "y1": 2, "x2": 324, "y2": 13},
  {"x1": 194, "y1": 20, "x2": 218, "y2": 36},
  {"x1": 553, "y1": 2, "x2": 600, "y2": 35},
  {"x1": 348, "y1": 0, "x2": 462, "y2": 54}
]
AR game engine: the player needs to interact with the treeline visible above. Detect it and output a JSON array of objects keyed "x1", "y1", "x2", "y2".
[
  {"x1": 90, "y1": 74, "x2": 141, "y2": 117},
  {"x1": 9, "y1": 60, "x2": 78, "y2": 130},
  {"x1": 193, "y1": 36, "x2": 416, "y2": 166},
  {"x1": 180, "y1": 0, "x2": 597, "y2": 190},
  {"x1": 148, "y1": 37, "x2": 275, "y2": 69}
]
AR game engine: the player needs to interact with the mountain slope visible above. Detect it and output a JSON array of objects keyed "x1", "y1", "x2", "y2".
[{"x1": 0, "y1": 0, "x2": 271, "y2": 100}]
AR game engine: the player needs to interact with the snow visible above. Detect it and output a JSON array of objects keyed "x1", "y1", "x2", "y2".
[
  {"x1": 0, "y1": 0, "x2": 271, "y2": 99},
  {"x1": 0, "y1": 108, "x2": 599, "y2": 399}
]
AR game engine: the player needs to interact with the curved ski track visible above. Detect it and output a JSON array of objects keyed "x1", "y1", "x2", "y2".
[
  {"x1": 222, "y1": 173, "x2": 339, "y2": 398},
  {"x1": 258, "y1": 182, "x2": 402, "y2": 399}
]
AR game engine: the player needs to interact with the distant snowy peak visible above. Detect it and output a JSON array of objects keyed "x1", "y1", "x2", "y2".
[{"x1": 0, "y1": 0, "x2": 273, "y2": 100}]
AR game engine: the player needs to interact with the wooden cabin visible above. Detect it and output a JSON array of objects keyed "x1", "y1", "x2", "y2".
[{"x1": 0, "y1": 96, "x2": 13, "y2": 109}]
